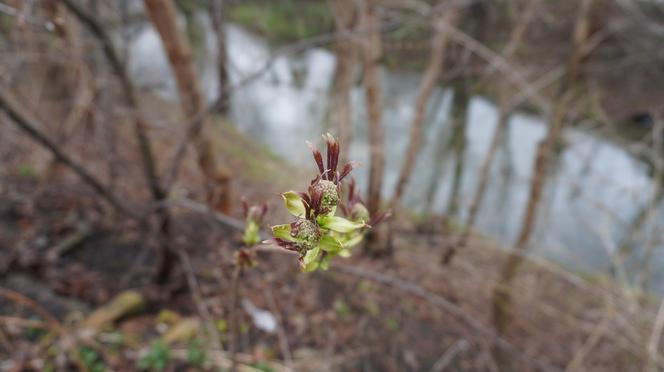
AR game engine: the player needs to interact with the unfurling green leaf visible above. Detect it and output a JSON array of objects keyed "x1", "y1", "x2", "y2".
[
  {"x1": 319, "y1": 256, "x2": 331, "y2": 270},
  {"x1": 302, "y1": 247, "x2": 321, "y2": 272},
  {"x1": 351, "y1": 203, "x2": 370, "y2": 222},
  {"x1": 243, "y1": 220, "x2": 261, "y2": 246},
  {"x1": 319, "y1": 235, "x2": 343, "y2": 253},
  {"x1": 317, "y1": 215, "x2": 367, "y2": 233},
  {"x1": 281, "y1": 191, "x2": 306, "y2": 217},
  {"x1": 271, "y1": 224, "x2": 294, "y2": 241},
  {"x1": 341, "y1": 233, "x2": 364, "y2": 248},
  {"x1": 270, "y1": 133, "x2": 382, "y2": 272}
]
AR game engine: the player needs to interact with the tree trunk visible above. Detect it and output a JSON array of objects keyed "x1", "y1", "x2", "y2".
[
  {"x1": 361, "y1": 1, "x2": 384, "y2": 217},
  {"x1": 210, "y1": 0, "x2": 230, "y2": 115},
  {"x1": 443, "y1": 0, "x2": 536, "y2": 264},
  {"x1": 491, "y1": 92, "x2": 574, "y2": 369},
  {"x1": 627, "y1": 145, "x2": 664, "y2": 290},
  {"x1": 0, "y1": 86, "x2": 133, "y2": 217},
  {"x1": 444, "y1": 84, "x2": 469, "y2": 222},
  {"x1": 443, "y1": 88, "x2": 508, "y2": 264},
  {"x1": 422, "y1": 95, "x2": 457, "y2": 216},
  {"x1": 491, "y1": 0, "x2": 595, "y2": 367},
  {"x1": 360, "y1": 1, "x2": 387, "y2": 257},
  {"x1": 636, "y1": 115, "x2": 664, "y2": 291},
  {"x1": 144, "y1": 0, "x2": 202, "y2": 114},
  {"x1": 62, "y1": 0, "x2": 179, "y2": 284},
  {"x1": 329, "y1": 0, "x2": 358, "y2": 161},
  {"x1": 392, "y1": 9, "x2": 459, "y2": 207},
  {"x1": 143, "y1": 0, "x2": 232, "y2": 213}
]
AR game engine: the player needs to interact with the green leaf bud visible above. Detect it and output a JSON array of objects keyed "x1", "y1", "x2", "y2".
[
  {"x1": 312, "y1": 180, "x2": 339, "y2": 214},
  {"x1": 291, "y1": 218, "x2": 322, "y2": 252}
]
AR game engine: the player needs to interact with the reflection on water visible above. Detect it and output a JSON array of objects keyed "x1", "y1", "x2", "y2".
[{"x1": 128, "y1": 20, "x2": 664, "y2": 292}]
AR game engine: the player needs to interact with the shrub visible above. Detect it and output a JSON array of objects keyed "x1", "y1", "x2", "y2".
[{"x1": 271, "y1": 134, "x2": 388, "y2": 271}]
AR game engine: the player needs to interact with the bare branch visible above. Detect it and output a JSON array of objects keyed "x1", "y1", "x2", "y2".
[
  {"x1": 647, "y1": 299, "x2": 664, "y2": 372},
  {"x1": 0, "y1": 85, "x2": 137, "y2": 218},
  {"x1": 61, "y1": 0, "x2": 165, "y2": 201},
  {"x1": 392, "y1": 6, "x2": 460, "y2": 207},
  {"x1": 331, "y1": 264, "x2": 561, "y2": 372},
  {"x1": 430, "y1": 339, "x2": 469, "y2": 372}
]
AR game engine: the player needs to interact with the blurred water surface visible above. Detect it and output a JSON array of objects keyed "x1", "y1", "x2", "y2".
[{"x1": 127, "y1": 18, "x2": 663, "y2": 291}]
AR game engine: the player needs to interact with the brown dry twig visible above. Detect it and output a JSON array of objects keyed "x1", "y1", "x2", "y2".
[
  {"x1": 0, "y1": 86, "x2": 137, "y2": 218},
  {"x1": 647, "y1": 299, "x2": 664, "y2": 372},
  {"x1": 229, "y1": 264, "x2": 241, "y2": 372},
  {"x1": 0, "y1": 315, "x2": 49, "y2": 330},
  {"x1": 564, "y1": 294, "x2": 614, "y2": 372},
  {"x1": 169, "y1": 199, "x2": 566, "y2": 370},
  {"x1": 262, "y1": 283, "x2": 294, "y2": 371},
  {"x1": 60, "y1": 0, "x2": 165, "y2": 203},
  {"x1": 175, "y1": 246, "x2": 223, "y2": 352},
  {"x1": 330, "y1": 264, "x2": 562, "y2": 372},
  {"x1": 430, "y1": 339, "x2": 469, "y2": 372},
  {"x1": 0, "y1": 287, "x2": 64, "y2": 335}
]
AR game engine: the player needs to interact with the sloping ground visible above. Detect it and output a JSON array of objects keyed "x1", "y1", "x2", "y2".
[
  {"x1": 389, "y1": 231, "x2": 659, "y2": 371},
  {"x1": 0, "y1": 116, "x2": 660, "y2": 371}
]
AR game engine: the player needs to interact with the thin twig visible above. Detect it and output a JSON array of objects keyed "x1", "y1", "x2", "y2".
[
  {"x1": 0, "y1": 2, "x2": 53, "y2": 30},
  {"x1": 0, "y1": 86, "x2": 137, "y2": 218},
  {"x1": 564, "y1": 295, "x2": 613, "y2": 372},
  {"x1": 331, "y1": 264, "x2": 562, "y2": 372},
  {"x1": 169, "y1": 348, "x2": 289, "y2": 371},
  {"x1": 0, "y1": 315, "x2": 48, "y2": 329},
  {"x1": 62, "y1": 0, "x2": 182, "y2": 283},
  {"x1": 175, "y1": 247, "x2": 223, "y2": 352},
  {"x1": 386, "y1": 7, "x2": 551, "y2": 114},
  {"x1": 430, "y1": 339, "x2": 469, "y2": 372},
  {"x1": 0, "y1": 288, "x2": 64, "y2": 334},
  {"x1": 171, "y1": 198, "x2": 247, "y2": 232},
  {"x1": 263, "y1": 283, "x2": 293, "y2": 371},
  {"x1": 61, "y1": 0, "x2": 166, "y2": 202},
  {"x1": 0, "y1": 326, "x2": 13, "y2": 353},
  {"x1": 164, "y1": 14, "x2": 406, "y2": 190},
  {"x1": 45, "y1": 223, "x2": 93, "y2": 263},
  {"x1": 229, "y1": 264, "x2": 242, "y2": 372},
  {"x1": 647, "y1": 299, "x2": 664, "y2": 372}
]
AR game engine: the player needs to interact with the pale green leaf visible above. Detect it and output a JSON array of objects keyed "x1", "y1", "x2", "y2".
[
  {"x1": 302, "y1": 247, "x2": 321, "y2": 272},
  {"x1": 243, "y1": 221, "x2": 260, "y2": 246},
  {"x1": 271, "y1": 224, "x2": 293, "y2": 241},
  {"x1": 281, "y1": 191, "x2": 306, "y2": 217},
  {"x1": 319, "y1": 235, "x2": 343, "y2": 253},
  {"x1": 303, "y1": 246, "x2": 321, "y2": 265},
  {"x1": 319, "y1": 256, "x2": 331, "y2": 271},
  {"x1": 303, "y1": 260, "x2": 319, "y2": 273},
  {"x1": 317, "y1": 215, "x2": 366, "y2": 233},
  {"x1": 341, "y1": 233, "x2": 364, "y2": 248}
]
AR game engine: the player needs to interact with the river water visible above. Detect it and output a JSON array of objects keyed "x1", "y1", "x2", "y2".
[{"x1": 127, "y1": 18, "x2": 663, "y2": 292}]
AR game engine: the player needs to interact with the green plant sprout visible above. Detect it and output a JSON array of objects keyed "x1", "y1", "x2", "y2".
[
  {"x1": 138, "y1": 341, "x2": 170, "y2": 371},
  {"x1": 186, "y1": 339, "x2": 207, "y2": 368},
  {"x1": 242, "y1": 199, "x2": 268, "y2": 247},
  {"x1": 236, "y1": 198, "x2": 268, "y2": 270},
  {"x1": 77, "y1": 346, "x2": 106, "y2": 372},
  {"x1": 271, "y1": 134, "x2": 388, "y2": 272}
]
